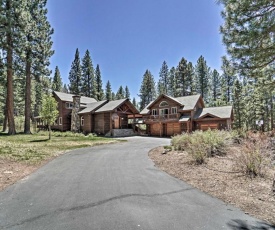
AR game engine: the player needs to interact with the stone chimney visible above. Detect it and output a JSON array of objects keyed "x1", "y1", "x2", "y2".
[{"x1": 71, "y1": 95, "x2": 81, "y2": 132}]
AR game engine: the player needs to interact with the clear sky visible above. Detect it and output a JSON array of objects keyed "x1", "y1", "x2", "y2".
[{"x1": 47, "y1": 0, "x2": 226, "y2": 100}]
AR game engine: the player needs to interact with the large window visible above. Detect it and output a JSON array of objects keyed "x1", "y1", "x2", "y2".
[
  {"x1": 171, "y1": 107, "x2": 177, "y2": 114},
  {"x1": 159, "y1": 101, "x2": 169, "y2": 107},
  {"x1": 65, "y1": 102, "x2": 73, "y2": 109},
  {"x1": 152, "y1": 109, "x2": 157, "y2": 115},
  {"x1": 160, "y1": 108, "x2": 169, "y2": 115}
]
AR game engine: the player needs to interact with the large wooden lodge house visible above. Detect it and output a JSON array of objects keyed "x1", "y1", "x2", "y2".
[
  {"x1": 36, "y1": 91, "x2": 139, "y2": 137},
  {"x1": 36, "y1": 91, "x2": 233, "y2": 137},
  {"x1": 140, "y1": 94, "x2": 233, "y2": 137}
]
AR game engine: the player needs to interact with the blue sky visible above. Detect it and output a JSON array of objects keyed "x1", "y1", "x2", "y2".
[{"x1": 47, "y1": 0, "x2": 226, "y2": 100}]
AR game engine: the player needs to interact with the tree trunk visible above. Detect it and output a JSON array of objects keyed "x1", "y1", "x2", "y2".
[
  {"x1": 6, "y1": 7, "x2": 16, "y2": 135},
  {"x1": 48, "y1": 124, "x2": 51, "y2": 140},
  {"x1": 24, "y1": 52, "x2": 31, "y2": 134},
  {"x1": 271, "y1": 96, "x2": 274, "y2": 130},
  {"x1": 2, "y1": 105, "x2": 8, "y2": 132}
]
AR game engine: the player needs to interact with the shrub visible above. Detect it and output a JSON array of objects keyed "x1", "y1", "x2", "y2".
[
  {"x1": 234, "y1": 138, "x2": 271, "y2": 177},
  {"x1": 171, "y1": 130, "x2": 232, "y2": 164}
]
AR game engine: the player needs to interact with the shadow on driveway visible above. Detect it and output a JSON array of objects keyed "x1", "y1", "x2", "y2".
[{"x1": 227, "y1": 219, "x2": 275, "y2": 230}]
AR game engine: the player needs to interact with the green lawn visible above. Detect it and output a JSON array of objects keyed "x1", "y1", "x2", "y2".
[{"x1": 0, "y1": 131, "x2": 122, "y2": 164}]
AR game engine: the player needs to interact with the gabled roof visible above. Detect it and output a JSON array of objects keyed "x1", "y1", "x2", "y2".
[
  {"x1": 194, "y1": 106, "x2": 233, "y2": 119},
  {"x1": 140, "y1": 101, "x2": 154, "y2": 115},
  {"x1": 53, "y1": 91, "x2": 97, "y2": 104},
  {"x1": 78, "y1": 100, "x2": 108, "y2": 114},
  {"x1": 176, "y1": 94, "x2": 204, "y2": 111},
  {"x1": 147, "y1": 94, "x2": 182, "y2": 109},
  {"x1": 95, "y1": 99, "x2": 139, "y2": 114}
]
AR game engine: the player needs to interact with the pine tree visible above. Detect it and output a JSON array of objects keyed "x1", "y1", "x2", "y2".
[
  {"x1": 125, "y1": 86, "x2": 130, "y2": 99},
  {"x1": 209, "y1": 69, "x2": 221, "y2": 106},
  {"x1": 139, "y1": 70, "x2": 156, "y2": 110},
  {"x1": 116, "y1": 86, "x2": 125, "y2": 100},
  {"x1": 168, "y1": 67, "x2": 176, "y2": 97},
  {"x1": 111, "y1": 92, "x2": 116, "y2": 100},
  {"x1": 220, "y1": 0, "x2": 275, "y2": 76},
  {"x1": 81, "y1": 49, "x2": 95, "y2": 97},
  {"x1": 221, "y1": 56, "x2": 236, "y2": 104},
  {"x1": 175, "y1": 57, "x2": 189, "y2": 97},
  {"x1": 233, "y1": 80, "x2": 244, "y2": 129},
  {"x1": 62, "y1": 84, "x2": 69, "y2": 93},
  {"x1": 33, "y1": 79, "x2": 43, "y2": 117},
  {"x1": 22, "y1": 0, "x2": 54, "y2": 134},
  {"x1": 105, "y1": 80, "x2": 112, "y2": 100},
  {"x1": 195, "y1": 56, "x2": 210, "y2": 102},
  {"x1": 132, "y1": 97, "x2": 137, "y2": 108},
  {"x1": 187, "y1": 62, "x2": 196, "y2": 95},
  {"x1": 95, "y1": 64, "x2": 104, "y2": 101},
  {"x1": 69, "y1": 48, "x2": 82, "y2": 95},
  {"x1": 158, "y1": 61, "x2": 169, "y2": 95},
  {"x1": 52, "y1": 66, "x2": 62, "y2": 91},
  {"x1": 0, "y1": 0, "x2": 25, "y2": 134}
]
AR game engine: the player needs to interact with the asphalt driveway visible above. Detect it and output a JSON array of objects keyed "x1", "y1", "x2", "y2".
[{"x1": 0, "y1": 136, "x2": 274, "y2": 230}]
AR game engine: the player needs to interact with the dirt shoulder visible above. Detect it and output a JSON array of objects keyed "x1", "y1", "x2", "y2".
[{"x1": 149, "y1": 146, "x2": 275, "y2": 225}]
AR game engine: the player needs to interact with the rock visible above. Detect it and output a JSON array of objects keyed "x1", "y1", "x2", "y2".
[{"x1": 3, "y1": 171, "x2": 13, "y2": 174}]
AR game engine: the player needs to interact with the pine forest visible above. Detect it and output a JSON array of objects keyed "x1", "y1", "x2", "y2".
[{"x1": 0, "y1": 0, "x2": 274, "y2": 135}]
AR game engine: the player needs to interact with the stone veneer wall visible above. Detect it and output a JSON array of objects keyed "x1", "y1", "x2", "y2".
[
  {"x1": 71, "y1": 95, "x2": 81, "y2": 132},
  {"x1": 105, "y1": 129, "x2": 136, "y2": 137}
]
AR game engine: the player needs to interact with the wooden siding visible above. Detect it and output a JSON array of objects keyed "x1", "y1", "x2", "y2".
[
  {"x1": 94, "y1": 113, "x2": 111, "y2": 134},
  {"x1": 167, "y1": 123, "x2": 181, "y2": 136},
  {"x1": 81, "y1": 114, "x2": 92, "y2": 134},
  {"x1": 195, "y1": 120, "x2": 228, "y2": 130}
]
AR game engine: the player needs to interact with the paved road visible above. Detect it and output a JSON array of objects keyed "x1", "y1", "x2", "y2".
[{"x1": 0, "y1": 137, "x2": 274, "y2": 230}]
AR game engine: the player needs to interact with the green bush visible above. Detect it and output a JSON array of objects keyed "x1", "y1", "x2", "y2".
[{"x1": 171, "y1": 130, "x2": 232, "y2": 164}]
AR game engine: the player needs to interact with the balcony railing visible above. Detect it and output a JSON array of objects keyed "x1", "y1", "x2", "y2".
[{"x1": 143, "y1": 114, "x2": 179, "y2": 122}]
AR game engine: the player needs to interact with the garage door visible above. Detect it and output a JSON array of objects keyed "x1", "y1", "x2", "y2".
[
  {"x1": 200, "y1": 123, "x2": 218, "y2": 131},
  {"x1": 167, "y1": 123, "x2": 181, "y2": 136}
]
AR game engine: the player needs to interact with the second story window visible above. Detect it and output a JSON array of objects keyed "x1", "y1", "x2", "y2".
[
  {"x1": 159, "y1": 101, "x2": 169, "y2": 107},
  {"x1": 65, "y1": 102, "x2": 73, "y2": 109},
  {"x1": 171, "y1": 107, "x2": 177, "y2": 114},
  {"x1": 152, "y1": 109, "x2": 157, "y2": 115}
]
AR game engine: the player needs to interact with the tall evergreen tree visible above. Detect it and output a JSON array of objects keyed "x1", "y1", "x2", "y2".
[
  {"x1": 132, "y1": 97, "x2": 137, "y2": 108},
  {"x1": 233, "y1": 80, "x2": 244, "y2": 129},
  {"x1": 221, "y1": 56, "x2": 236, "y2": 104},
  {"x1": 52, "y1": 66, "x2": 62, "y2": 91},
  {"x1": 105, "y1": 80, "x2": 112, "y2": 100},
  {"x1": 175, "y1": 57, "x2": 189, "y2": 97},
  {"x1": 62, "y1": 84, "x2": 69, "y2": 93},
  {"x1": 195, "y1": 56, "x2": 210, "y2": 102},
  {"x1": 0, "y1": 0, "x2": 24, "y2": 134},
  {"x1": 95, "y1": 64, "x2": 104, "y2": 100},
  {"x1": 111, "y1": 92, "x2": 116, "y2": 101},
  {"x1": 116, "y1": 86, "x2": 125, "y2": 99},
  {"x1": 139, "y1": 70, "x2": 156, "y2": 111},
  {"x1": 69, "y1": 48, "x2": 82, "y2": 95},
  {"x1": 219, "y1": 0, "x2": 275, "y2": 76},
  {"x1": 81, "y1": 49, "x2": 95, "y2": 97},
  {"x1": 168, "y1": 67, "x2": 176, "y2": 97},
  {"x1": 22, "y1": 0, "x2": 54, "y2": 134},
  {"x1": 209, "y1": 69, "x2": 221, "y2": 106},
  {"x1": 187, "y1": 62, "x2": 196, "y2": 95},
  {"x1": 158, "y1": 61, "x2": 169, "y2": 95},
  {"x1": 125, "y1": 86, "x2": 130, "y2": 99}
]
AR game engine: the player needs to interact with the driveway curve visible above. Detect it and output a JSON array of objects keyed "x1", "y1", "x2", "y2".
[{"x1": 0, "y1": 136, "x2": 273, "y2": 230}]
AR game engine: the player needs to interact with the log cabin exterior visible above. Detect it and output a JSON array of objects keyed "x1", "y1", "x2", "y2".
[
  {"x1": 40, "y1": 91, "x2": 139, "y2": 136},
  {"x1": 141, "y1": 94, "x2": 233, "y2": 137}
]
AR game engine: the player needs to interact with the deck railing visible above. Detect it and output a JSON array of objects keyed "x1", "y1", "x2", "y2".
[{"x1": 143, "y1": 114, "x2": 179, "y2": 122}]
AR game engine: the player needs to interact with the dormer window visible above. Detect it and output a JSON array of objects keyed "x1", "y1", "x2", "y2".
[{"x1": 159, "y1": 101, "x2": 169, "y2": 107}]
